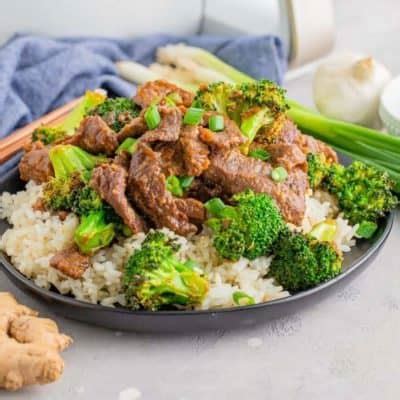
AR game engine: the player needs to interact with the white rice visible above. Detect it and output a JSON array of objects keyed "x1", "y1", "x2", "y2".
[{"x1": 0, "y1": 181, "x2": 358, "y2": 309}]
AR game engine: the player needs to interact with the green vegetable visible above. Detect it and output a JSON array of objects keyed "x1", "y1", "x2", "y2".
[
  {"x1": 49, "y1": 145, "x2": 104, "y2": 179},
  {"x1": 233, "y1": 291, "x2": 255, "y2": 306},
  {"x1": 325, "y1": 161, "x2": 398, "y2": 225},
  {"x1": 307, "y1": 154, "x2": 398, "y2": 225},
  {"x1": 194, "y1": 80, "x2": 288, "y2": 150},
  {"x1": 356, "y1": 221, "x2": 378, "y2": 239},
  {"x1": 32, "y1": 126, "x2": 67, "y2": 145},
  {"x1": 248, "y1": 148, "x2": 270, "y2": 161},
  {"x1": 42, "y1": 174, "x2": 81, "y2": 212},
  {"x1": 271, "y1": 167, "x2": 288, "y2": 183},
  {"x1": 309, "y1": 221, "x2": 337, "y2": 242},
  {"x1": 208, "y1": 115, "x2": 224, "y2": 131},
  {"x1": 116, "y1": 138, "x2": 138, "y2": 155},
  {"x1": 123, "y1": 231, "x2": 209, "y2": 310},
  {"x1": 74, "y1": 210, "x2": 115, "y2": 255},
  {"x1": 183, "y1": 107, "x2": 204, "y2": 125},
  {"x1": 62, "y1": 91, "x2": 106, "y2": 134},
  {"x1": 90, "y1": 97, "x2": 140, "y2": 131},
  {"x1": 268, "y1": 231, "x2": 342, "y2": 292},
  {"x1": 31, "y1": 91, "x2": 106, "y2": 144},
  {"x1": 144, "y1": 104, "x2": 161, "y2": 129},
  {"x1": 307, "y1": 153, "x2": 331, "y2": 190},
  {"x1": 205, "y1": 190, "x2": 285, "y2": 260},
  {"x1": 166, "y1": 175, "x2": 194, "y2": 197}
]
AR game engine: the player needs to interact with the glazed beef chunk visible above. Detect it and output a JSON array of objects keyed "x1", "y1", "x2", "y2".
[
  {"x1": 199, "y1": 113, "x2": 245, "y2": 151},
  {"x1": 256, "y1": 116, "x2": 338, "y2": 163},
  {"x1": 69, "y1": 116, "x2": 118, "y2": 155},
  {"x1": 90, "y1": 163, "x2": 145, "y2": 233},
  {"x1": 179, "y1": 125, "x2": 210, "y2": 176},
  {"x1": 19, "y1": 141, "x2": 54, "y2": 183},
  {"x1": 128, "y1": 143, "x2": 204, "y2": 236},
  {"x1": 117, "y1": 116, "x2": 147, "y2": 142},
  {"x1": 50, "y1": 246, "x2": 90, "y2": 279},
  {"x1": 139, "y1": 106, "x2": 182, "y2": 144},
  {"x1": 134, "y1": 80, "x2": 194, "y2": 108},
  {"x1": 204, "y1": 149, "x2": 308, "y2": 225}
]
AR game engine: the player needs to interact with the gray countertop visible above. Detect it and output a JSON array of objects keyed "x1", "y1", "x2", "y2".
[{"x1": 2, "y1": 0, "x2": 400, "y2": 398}]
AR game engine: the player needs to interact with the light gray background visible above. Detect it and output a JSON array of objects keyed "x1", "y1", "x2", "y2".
[{"x1": 1, "y1": 0, "x2": 400, "y2": 398}]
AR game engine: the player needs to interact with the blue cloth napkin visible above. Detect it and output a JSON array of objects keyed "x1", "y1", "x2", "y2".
[{"x1": 0, "y1": 33, "x2": 287, "y2": 175}]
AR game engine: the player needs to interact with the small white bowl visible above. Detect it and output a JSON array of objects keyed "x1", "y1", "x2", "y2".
[{"x1": 379, "y1": 76, "x2": 400, "y2": 136}]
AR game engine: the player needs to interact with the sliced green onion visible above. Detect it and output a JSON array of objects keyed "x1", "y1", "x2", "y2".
[
  {"x1": 248, "y1": 148, "x2": 270, "y2": 161},
  {"x1": 116, "y1": 138, "x2": 138, "y2": 155},
  {"x1": 183, "y1": 107, "x2": 203, "y2": 125},
  {"x1": 310, "y1": 220, "x2": 337, "y2": 242},
  {"x1": 166, "y1": 176, "x2": 183, "y2": 197},
  {"x1": 271, "y1": 166, "x2": 288, "y2": 182},
  {"x1": 179, "y1": 176, "x2": 194, "y2": 190},
  {"x1": 356, "y1": 221, "x2": 378, "y2": 239},
  {"x1": 208, "y1": 115, "x2": 224, "y2": 132},
  {"x1": 233, "y1": 291, "x2": 255, "y2": 306},
  {"x1": 164, "y1": 96, "x2": 176, "y2": 107},
  {"x1": 166, "y1": 92, "x2": 182, "y2": 104},
  {"x1": 144, "y1": 104, "x2": 161, "y2": 130},
  {"x1": 204, "y1": 198, "x2": 226, "y2": 217}
]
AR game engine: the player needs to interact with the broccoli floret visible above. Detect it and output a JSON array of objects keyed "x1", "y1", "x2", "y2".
[
  {"x1": 194, "y1": 80, "x2": 288, "y2": 148},
  {"x1": 70, "y1": 185, "x2": 103, "y2": 216},
  {"x1": 307, "y1": 153, "x2": 331, "y2": 190},
  {"x1": 32, "y1": 126, "x2": 67, "y2": 145},
  {"x1": 74, "y1": 209, "x2": 115, "y2": 255},
  {"x1": 205, "y1": 190, "x2": 285, "y2": 261},
  {"x1": 42, "y1": 173, "x2": 82, "y2": 212},
  {"x1": 90, "y1": 97, "x2": 141, "y2": 131},
  {"x1": 123, "y1": 231, "x2": 209, "y2": 310},
  {"x1": 325, "y1": 161, "x2": 398, "y2": 225},
  {"x1": 49, "y1": 145, "x2": 105, "y2": 179},
  {"x1": 268, "y1": 231, "x2": 342, "y2": 292}
]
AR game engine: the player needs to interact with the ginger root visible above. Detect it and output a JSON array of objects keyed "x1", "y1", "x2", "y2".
[{"x1": 0, "y1": 292, "x2": 73, "y2": 391}]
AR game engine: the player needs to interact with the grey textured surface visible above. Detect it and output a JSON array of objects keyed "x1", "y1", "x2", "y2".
[{"x1": 1, "y1": 0, "x2": 400, "y2": 398}]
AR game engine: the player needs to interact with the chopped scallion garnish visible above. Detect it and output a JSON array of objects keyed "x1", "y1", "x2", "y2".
[
  {"x1": 144, "y1": 104, "x2": 161, "y2": 130},
  {"x1": 233, "y1": 291, "x2": 255, "y2": 306},
  {"x1": 183, "y1": 107, "x2": 203, "y2": 125},
  {"x1": 116, "y1": 138, "x2": 138, "y2": 155},
  {"x1": 204, "y1": 198, "x2": 226, "y2": 217},
  {"x1": 248, "y1": 148, "x2": 270, "y2": 161},
  {"x1": 208, "y1": 115, "x2": 224, "y2": 132},
  {"x1": 271, "y1": 166, "x2": 288, "y2": 182}
]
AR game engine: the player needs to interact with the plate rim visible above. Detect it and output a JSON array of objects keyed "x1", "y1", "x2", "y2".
[{"x1": 0, "y1": 167, "x2": 395, "y2": 316}]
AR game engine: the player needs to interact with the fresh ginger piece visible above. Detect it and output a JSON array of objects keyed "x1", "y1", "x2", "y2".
[{"x1": 0, "y1": 292, "x2": 73, "y2": 391}]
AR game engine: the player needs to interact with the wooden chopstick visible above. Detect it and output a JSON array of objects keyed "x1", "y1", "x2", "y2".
[{"x1": 0, "y1": 97, "x2": 82, "y2": 165}]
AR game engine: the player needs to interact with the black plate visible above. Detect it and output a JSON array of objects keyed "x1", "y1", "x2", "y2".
[{"x1": 0, "y1": 167, "x2": 394, "y2": 332}]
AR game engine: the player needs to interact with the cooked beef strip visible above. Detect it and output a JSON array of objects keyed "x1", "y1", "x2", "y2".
[
  {"x1": 139, "y1": 106, "x2": 182, "y2": 144},
  {"x1": 19, "y1": 141, "x2": 54, "y2": 183},
  {"x1": 134, "y1": 80, "x2": 194, "y2": 108},
  {"x1": 157, "y1": 143, "x2": 185, "y2": 176},
  {"x1": 128, "y1": 143, "x2": 200, "y2": 236},
  {"x1": 203, "y1": 149, "x2": 308, "y2": 225},
  {"x1": 113, "y1": 151, "x2": 131, "y2": 171},
  {"x1": 90, "y1": 163, "x2": 145, "y2": 233},
  {"x1": 179, "y1": 125, "x2": 210, "y2": 176},
  {"x1": 175, "y1": 198, "x2": 206, "y2": 224},
  {"x1": 256, "y1": 116, "x2": 338, "y2": 163},
  {"x1": 199, "y1": 113, "x2": 245, "y2": 151},
  {"x1": 187, "y1": 178, "x2": 225, "y2": 203},
  {"x1": 265, "y1": 143, "x2": 307, "y2": 171},
  {"x1": 50, "y1": 246, "x2": 90, "y2": 279},
  {"x1": 68, "y1": 116, "x2": 118, "y2": 155},
  {"x1": 117, "y1": 115, "x2": 147, "y2": 142}
]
